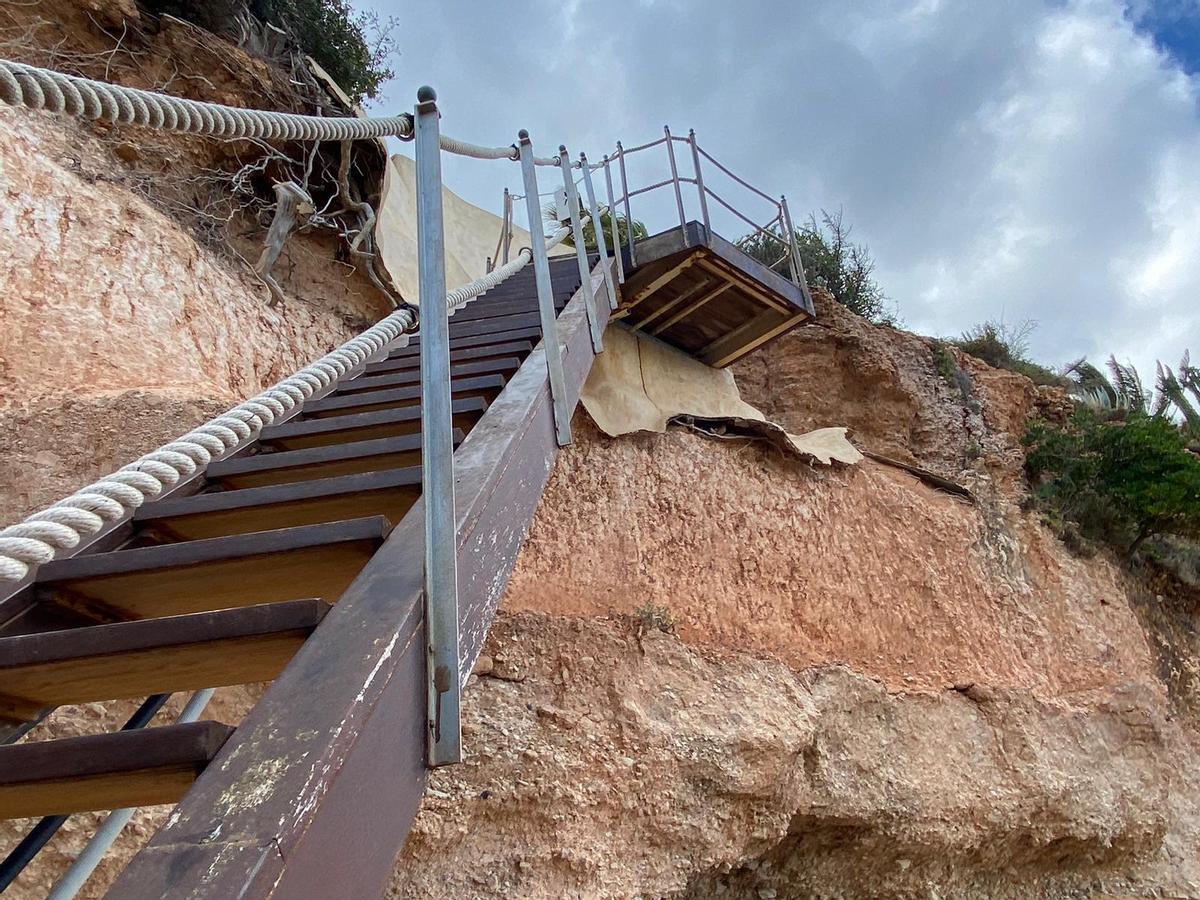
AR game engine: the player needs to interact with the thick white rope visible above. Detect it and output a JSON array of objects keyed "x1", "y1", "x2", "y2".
[
  {"x1": 0, "y1": 214, "x2": 593, "y2": 582},
  {"x1": 0, "y1": 59, "x2": 414, "y2": 141},
  {"x1": 0, "y1": 58, "x2": 582, "y2": 165}
]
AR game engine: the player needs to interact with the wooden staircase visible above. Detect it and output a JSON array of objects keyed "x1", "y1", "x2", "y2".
[{"x1": 0, "y1": 255, "x2": 601, "y2": 897}]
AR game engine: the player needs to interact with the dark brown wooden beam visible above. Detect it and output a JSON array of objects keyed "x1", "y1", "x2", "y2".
[{"x1": 0, "y1": 721, "x2": 234, "y2": 818}]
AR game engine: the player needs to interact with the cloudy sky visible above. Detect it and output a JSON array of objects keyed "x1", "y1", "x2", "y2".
[{"x1": 356, "y1": 0, "x2": 1200, "y2": 377}]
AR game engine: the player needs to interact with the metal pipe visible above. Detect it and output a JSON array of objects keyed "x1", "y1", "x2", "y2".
[
  {"x1": 46, "y1": 690, "x2": 214, "y2": 900},
  {"x1": 616, "y1": 140, "x2": 636, "y2": 268},
  {"x1": 0, "y1": 694, "x2": 171, "y2": 893},
  {"x1": 502, "y1": 188, "x2": 512, "y2": 265},
  {"x1": 689, "y1": 129, "x2": 711, "y2": 236},
  {"x1": 519, "y1": 131, "x2": 572, "y2": 446},
  {"x1": 663, "y1": 125, "x2": 687, "y2": 237},
  {"x1": 780, "y1": 194, "x2": 803, "y2": 287},
  {"x1": 559, "y1": 145, "x2": 604, "y2": 353},
  {"x1": 579, "y1": 151, "x2": 617, "y2": 311},
  {"x1": 602, "y1": 154, "x2": 626, "y2": 284},
  {"x1": 414, "y1": 85, "x2": 461, "y2": 768}
]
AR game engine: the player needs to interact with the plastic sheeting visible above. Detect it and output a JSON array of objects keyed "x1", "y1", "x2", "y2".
[{"x1": 581, "y1": 325, "x2": 863, "y2": 466}]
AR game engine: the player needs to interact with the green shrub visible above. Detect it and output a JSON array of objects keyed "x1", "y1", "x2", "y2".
[
  {"x1": 143, "y1": 0, "x2": 395, "y2": 105},
  {"x1": 1023, "y1": 410, "x2": 1200, "y2": 555},
  {"x1": 634, "y1": 601, "x2": 677, "y2": 634},
  {"x1": 736, "y1": 209, "x2": 895, "y2": 324},
  {"x1": 953, "y1": 319, "x2": 1066, "y2": 387}
]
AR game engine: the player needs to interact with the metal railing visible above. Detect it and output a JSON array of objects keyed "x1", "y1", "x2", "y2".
[{"x1": 491, "y1": 126, "x2": 808, "y2": 292}]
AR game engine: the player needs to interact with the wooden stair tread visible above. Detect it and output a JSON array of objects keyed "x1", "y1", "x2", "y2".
[
  {"x1": 407, "y1": 311, "x2": 542, "y2": 344},
  {"x1": 447, "y1": 294, "x2": 566, "y2": 323},
  {"x1": 0, "y1": 721, "x2": 234, "y2": 818},
  {"x1": 257, "y1": 396, "x2": 487, "y2": 451},
  {"x1": 134, "y1": 468, "x2": 422, "y2": 541},
  {"x1": 207, "y1": 432, "x2": 456, "y2": 489},
  {"x1": 304, "y1": 373, "x2": 503, "y2": 418},
  {"x1": 36, "y1": 517, "x2": 389, "y2": 621},
  {"x1": 335, "y1": 358, "x2": 520, "y2": 396},
  {"x1": 0, "y1": 599, "x2": 329, "y2": 720},
  {"x1": 377, "y1": 336, "x2": 537, "y2": 370}
]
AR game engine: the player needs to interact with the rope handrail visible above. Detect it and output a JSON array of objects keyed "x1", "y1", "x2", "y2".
[
  {"x1": 696, "y1": 143, "x2": 780, "y2": 207},
  {"x1": 705, "y1": 185, "x2": 788, "y2": 243}
]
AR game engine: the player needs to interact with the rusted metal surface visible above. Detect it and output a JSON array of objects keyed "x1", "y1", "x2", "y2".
[{"x1": 106, "y1": 262, "x2": 613, "y2": 899}]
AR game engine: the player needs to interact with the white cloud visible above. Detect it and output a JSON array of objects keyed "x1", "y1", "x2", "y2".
[{"x1": 358, "y1": 0, "x2": 1200, "y2": 378}]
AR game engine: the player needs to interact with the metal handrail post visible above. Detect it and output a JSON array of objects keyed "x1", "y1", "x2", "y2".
[
  {"x1": 780, "y1": 194, "x2": 803, "y2": 287},
  {"x1": 519, "y1": 131, "x2": 572, "y2": 446},
  {"x1": 688, "y1": 129, "x2": 711, "y2": 236},
  {"x1": 616, "y1": 140, "x2": 636, "y2": 268},
  {"x1": 579, "y1": 151, "x2": 617, "y2": 311},
  {"x1": 663, "y1": 125, "x2": 687, "y2": 237},
  {"x1": 501, "y1": 187, "x2": 512, "y2": 265},
  {"x1": 414, "y1": 86, "x2": 461, "y2": 768},
  {"x1": 602, "y1": 154, "x2": 626, "y2": 284},
  {"x1": 559, "y1": 145, "x2": 604, "y2": 353}
]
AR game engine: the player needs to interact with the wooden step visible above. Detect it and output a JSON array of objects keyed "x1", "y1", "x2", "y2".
[
  {"x1": 0, "y1": 721, "x2": 234, "y2": 818},
  {"x1": 427, "y1": 310, "x2": 542, "y2": 342},
  {"x1": 257, "y1": 396, "x2": 487, "y2": 451},
  {"x1": 134, "y1": 468, "x2": 422, "y2": 541},
  {"x1": 207, "y1": 432, "x2": 458, "y2": 489},
  {"x1": 0, "y1": 600, "x2": 329, "y2": 721},
  {"x1": 303, "y1": 373, "x2": 504, "y2": 419},
  {"x1": 446, "y1": 292, "x2": 567, "y2": 323},
  {"x1": 335, "y1": 358, "x2": 520, "y2": 397},
  {"x1": 377, "y1": 335, "x2": 538, "y2": 370},
  {"x1": 36, "y1": 517, "x2": 389, "y2": 621}
]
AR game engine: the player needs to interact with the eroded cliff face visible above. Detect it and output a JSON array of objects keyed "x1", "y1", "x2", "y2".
[{"x1": 392, "y1": 297, "x2": 1200, "y2": 896}]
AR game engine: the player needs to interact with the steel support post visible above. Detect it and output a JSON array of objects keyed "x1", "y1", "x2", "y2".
[
  {"x1": 559, "y1": 145, "x2": 603, "y2": 353},
  {"x1": 689, "y1": 129, "x2": 711, "y2": 236},
  {"x1": 579, "y1": 152, "x2": 617, "y2": 311},
  {"x1": 780, "y1": 194, "x2": 803, "y2": 287},
  {"x1": 414, "y1": 86, "x2": 461, "y2": 768},
  {"x1": 664, "y1": 125, "x2": 687, "y2": 237},
  {"x1": 602, "y1": 155, "x2": 626, "y2": 284},
  {"x1": 519, "y1": 131, "x2": 572, "y2": 446},
  {"x1": 616, "y1": 140, "x2": 636, "y2": 268}
]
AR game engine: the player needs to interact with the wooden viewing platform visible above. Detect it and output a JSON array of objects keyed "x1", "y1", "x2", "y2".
[{"x1": 614, "y1": 221, "x2": 814, "y2": 367}]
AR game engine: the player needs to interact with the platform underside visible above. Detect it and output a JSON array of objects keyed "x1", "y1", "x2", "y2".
[{"x1": 615, "y1": 221, "x2": 814, "y2": 368}]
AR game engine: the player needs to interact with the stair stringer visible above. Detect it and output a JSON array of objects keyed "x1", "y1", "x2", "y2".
[{"x1": 106, "y1": 260, "x2": 615, "y2": 900}]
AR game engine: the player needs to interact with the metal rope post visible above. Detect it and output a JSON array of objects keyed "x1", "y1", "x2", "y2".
[
  {"x1": 688, "y1": 129, "x2": 711, "y2": 236},
  {"x1": 616, "y1": 140, "x2": 636, "y2": 268},
  {"x1": 519, "y1": 131, "x2": 572, "y2": 446},
  {"x1": 559, "y1": 145, "x2": 603, "y2": 353},
  {"x1": 502, "y1": 188, "x2": 512, "y2": 265},
  {"x1": 579, "y1": 152, "x2": 617, "y2": 311},
  {"x1": 664, "y1": 125, "x2": 687, "y2": 237},
  {"x1": 602, "y1": 154, "x2": 626, "y2": 285},
  {"x1": 780, "y1": 194, "x2": 802, "y2": 287},
  {"x1": 415, "y1": 86, "x2": 461, "y2": 768}
]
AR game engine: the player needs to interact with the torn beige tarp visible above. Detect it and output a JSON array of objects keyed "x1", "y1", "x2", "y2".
[
  {"x1": 375, "y1": 155, "x2": 572, "y2": 305},
  {"x1": 581, "y1": 325, "x2": 863, "y2": 466}
]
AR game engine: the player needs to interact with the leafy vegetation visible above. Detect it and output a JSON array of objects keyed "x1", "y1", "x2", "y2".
[
  {"x1": 736, "y1": 209, "x2": 895, "y2": 324},
  {"x1": 633, "y1": 601, "x2": 677, "y2": 635},
  {"x1": 1065, "y1": 352, "x2": 1200, "y2": 447},
  {"x1": 144, "y1": 0, "x2": 396, "y2": 105},
  {"x1": 1024, "y1": 409, "x2": 1200, "y2": 556},
  {"x1": 950, "y1": 319, "x2": 1066, "y2": 387},
  {"x1": 544, "y1": 205, "x2": 647, "y2": 253}
]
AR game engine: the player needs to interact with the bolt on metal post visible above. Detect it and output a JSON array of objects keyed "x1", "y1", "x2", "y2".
[
  {"x1": 414, "y1": 86, "x2": 461, "y2": 768},
  {"x1": 559, "y1": 145, "x2": 603, "y2": 353},
  {"x1": 519, "y1": 130, "x2": 572, "y2": 446},
  {"x1": 579, "y1": 152, "x2": 617, "y2": 311}
]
